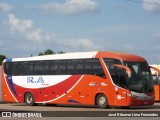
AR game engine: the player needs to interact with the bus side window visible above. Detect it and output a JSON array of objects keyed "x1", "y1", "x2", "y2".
[
  {"x1": 104, "y1": 60, "x2": 115, "y2": 79},
  {"x1": 85, "y1": 60, "x2": 93, "y2": 75},
  {"x1": 59, "y1": 60, "x2": 67, "y2": 75},
  {"x1": 103, "y1": 58, "x2": 122, "y2": 83},
  {"x1": 4, "y1": 62, "x2": 12, "y2": 75},
  {"x1": 19, "y1": 62, "x2": 28, "y2": 75},
  {"x1": 114, "y1": 67, "x2": 127, "y2": 88},
  {"x1": 34, "y1": 61, "x2": 43, "y2": 75},
  {"x1": 50, "y1": 61, "x2": 59, "y2": 75},
  {"x1": 66, "y1": 60, "x2": 75, "y2": 75},
  {"x1": 43, "y1": 61, "x2": 50, "y2": 75},
  {"x1": 12, "y1": 62, "x2": 19, "y2": 75},
  {"x1": 92, "y1": 60, "x2": 105, "y2": 78},
  {"x1": 76, "y1": 60, "x2": 85, "y2": 74},
  {"x1": 19, "y1": 62, "x2": 33, "y2": 75}
]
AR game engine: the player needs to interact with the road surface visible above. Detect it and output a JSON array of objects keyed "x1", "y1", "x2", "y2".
[
  {"x1": 1, "y1": 102, "x2": 160, "y2": 111},
  {"x1": 0, "y1": 102, "x2": 160, "y2": 120}
]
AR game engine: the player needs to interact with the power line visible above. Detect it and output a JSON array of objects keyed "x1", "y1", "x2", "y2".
[{"x1": 124, "y1": 0, "x2": 160, "y2": 5}]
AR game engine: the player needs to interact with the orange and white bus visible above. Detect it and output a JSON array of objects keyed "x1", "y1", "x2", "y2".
[
  {"x1": 150, "y1": 64, "x2": 160, "y2": 101},
  {"x1": 1, "y1": 51, "x2": 154, "y2": 108}
]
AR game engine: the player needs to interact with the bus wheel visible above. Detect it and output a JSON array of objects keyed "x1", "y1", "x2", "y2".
[
  {"x1": 96, "y1": 94, "x2": 108, "y2": 109},
  {"x1": 25, "y1": 93, "x2": 35, "y2": 106}
]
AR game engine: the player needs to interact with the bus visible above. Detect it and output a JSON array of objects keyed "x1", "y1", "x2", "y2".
[
  {"x1": 150, "y1": 64, "x2": 160, "y2": 101},
  {"x1": 1, "y1": 51, "x2": 154, "y2": 108}
]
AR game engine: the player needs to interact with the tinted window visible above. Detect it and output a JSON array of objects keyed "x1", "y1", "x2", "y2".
[
  {"x1": 19, "y1": 62, "x2": 33, "y2": 75},
  {"x1": 85, "y1": 60, "x2": 93, "y2": 74},
  {"x1": 4, "y1": 59, "x2": 105, "y2": 77},
  {"x1": 34, "y1": 61, "x2": 43, "y2": 75},
  {"x1": 4, "y1": 62, "x2": 12, "y2": 75},
  {"x1": 12, "y1": 62, "x2": 19, "y2": 75},
  {"x1": 43, "y1": 61, "x2": 50, "y2": 75},
  {"x1": 93, "y1": 60, "x2": 105, "y2": 77},
  {"x1": 50, "y1": 61, "x2": 59, "y2": 75},
  {"x1": 76, "y1": 60, "x2": 85, "y2": 74},
  {"x1": 103, "y1": 58, "x2": 126, "y2": 87},
  {"x1": 67, "y1": 60, "x2": 75, "y2": 74},
  {"x1": 59, "y1": 60, "x2": 66, "y2": 75}
]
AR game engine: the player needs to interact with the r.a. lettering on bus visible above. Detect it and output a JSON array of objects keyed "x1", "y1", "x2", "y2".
[{"x1": 27, "y1": 77, "x2": 44, "y2": 83}]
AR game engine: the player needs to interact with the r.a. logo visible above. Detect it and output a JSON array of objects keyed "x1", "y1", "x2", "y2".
[{"x1": 27, "y1": 77, "x2": 44, "y2": 83}]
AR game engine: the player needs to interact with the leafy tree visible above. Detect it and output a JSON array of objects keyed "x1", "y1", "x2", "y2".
[
  {"x1": 0, "y1": 54, "x2": 7, "y2": 65},
  {"x1": 38, "y1": 53, "x2": 44, "y2": 56},
  {"x1": 44, "y1": 49, "x2": 56, "y2": 55},
  {"x1": 38, "y1": 49, "x2": 55, "y2": 56},
  {"x1": 57, "y1": 51, "x2": 65, "y2": 54},
  {"x1": 38, "y1": 49, "x2": 65, "y2": 56}
]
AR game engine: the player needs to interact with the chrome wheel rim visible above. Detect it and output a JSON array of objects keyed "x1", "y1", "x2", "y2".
[
  {"x1": 99, "y1": 96, "x2": 106, "y2": 106},
  {"x1": 26, "y1": 95, "x2": 33, "y2": 104}
]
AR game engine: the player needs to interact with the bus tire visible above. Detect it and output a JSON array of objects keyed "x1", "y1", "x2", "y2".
[
  {"x1": 96, "y1": 94, "x2": 108, "y2": 109},
  {"x1": 25, "y1": 93, "x2": 35, "y2": 106}
]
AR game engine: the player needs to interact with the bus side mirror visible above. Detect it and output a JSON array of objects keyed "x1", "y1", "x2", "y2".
[{"x1": 113, "y1": 64, "x2": 132, "y2": 78}]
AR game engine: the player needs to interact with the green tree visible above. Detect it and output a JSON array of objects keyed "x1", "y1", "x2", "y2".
[
  {"x1": 38, "y1": 49, "x2": 55, "y2": 56},
  {"x1": 44, "y1": 49, "x2": 55, "y2": 55},
  {"x1": 38, "y1": 53, "x2": 44, "y2": 56},
  {"x1": 57, "y1": 51, "x2": 65, "y2": 54},
  {"x1": 38, "y1": 49, "x2": 65, "y2": 56},
  {"x1": 0, "y1": 54, "x2": 7, "y2": 65}
]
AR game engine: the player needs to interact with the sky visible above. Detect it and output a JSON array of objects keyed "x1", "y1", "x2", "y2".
[{"x1": 0, "y1": 0, "x2": 160, "y2": 64}]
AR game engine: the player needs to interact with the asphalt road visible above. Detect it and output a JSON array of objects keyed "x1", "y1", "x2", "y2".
[
  {"x1": 1, "y1": 102, "x2": 160, "y2": 111},
  {"x1": 0, "y1": 102, "x2": 160, "y2": 120}
]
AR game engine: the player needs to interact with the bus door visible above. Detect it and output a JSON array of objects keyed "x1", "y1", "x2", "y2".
[{"x1": 113, "y1": 65, "x2": 130, "y2": 106}]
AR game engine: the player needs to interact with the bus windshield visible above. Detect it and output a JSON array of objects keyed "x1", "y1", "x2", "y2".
[
  {"x1": 103, "y1": 58, "x2": 154, "y2": 93},
  {"x1": 125, "y1": 62, "x2": 154, "y2": 93}
]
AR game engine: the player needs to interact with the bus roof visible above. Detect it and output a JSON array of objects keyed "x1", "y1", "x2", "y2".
[
  {"x1": 98, "y1": 51, "x2": 146, "y2": 62},
  {"x1": 4, "y1": 51, "x2": 146, "y2": 62}
]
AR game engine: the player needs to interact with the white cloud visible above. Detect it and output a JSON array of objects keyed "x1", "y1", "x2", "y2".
[
  {"x1": 8, "y1": 14, "x2": 34, "y2": 33},
  {"x1": 61, "y1": 38, "x2": 101, "y2": 51},
  {"x1": 0, "y1": 2, "x2": 13, "y2": 13},
  {"x1": 143, "y1": 0, "x2": 160, "y2": 13},
  {"x1": 7, "y1": 13, "x2": 55, "y2": 42},
  {"x1": 28, "y1": 0, "x2": 100, "y2": 15}
]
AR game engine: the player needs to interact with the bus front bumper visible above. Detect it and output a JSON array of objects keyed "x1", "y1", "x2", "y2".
[{"x1": 127, "y1": 91, "x2": 155, "y2": 106}]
